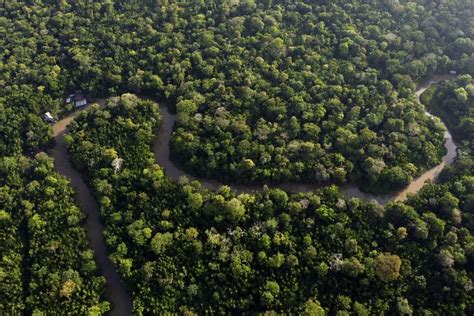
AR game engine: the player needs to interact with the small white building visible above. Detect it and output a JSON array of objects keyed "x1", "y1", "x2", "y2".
[
  {"x1": 450, "y1": 70, "x2": 457, "y2": 75},
  {"x1": 43, "y1": 112, "x2": 56, "y2": 123}
]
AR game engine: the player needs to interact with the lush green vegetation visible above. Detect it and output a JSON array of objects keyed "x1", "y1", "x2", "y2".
[
  {"x1": 0, "y1": 0, "x2": 473, "y2": 314},
  {"x1": 66, "y1": 95, "x2": 474, "y2": 314},
  {"x1": 0, "y1": 154, "x2": 108, "y2": 315},
  {"x1": 168, "y1": 0, "x2": 459, "y2": 191},
  {"x1": 0, "y1": 88, "x2": 57, "y2": 156},
  {"x1": 1, "y1": 0, "x2": 473, "y2": 192}
]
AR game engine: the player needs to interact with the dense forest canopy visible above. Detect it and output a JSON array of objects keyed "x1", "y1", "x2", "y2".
[
  {"x1": 0, "y1": 0, "x2": 473, "y2": 314},
  {"x1": 66, "y1": 94, "x2": 474, "y2": 314},
  {"x1": 1, "y1": 0, "x2": 473, "y2": 191}
]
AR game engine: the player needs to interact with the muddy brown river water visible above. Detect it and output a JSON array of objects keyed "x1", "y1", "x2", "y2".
[{"x1": 51, "y1": 75, "x2": 456, "y2": 315}]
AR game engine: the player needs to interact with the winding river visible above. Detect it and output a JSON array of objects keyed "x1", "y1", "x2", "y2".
[
  {"x1": 154, "y1": 74, "x2": 458, "y2": 204},
  {"x1": 50, "y1": 75, "x2": 456, "y2": 315}
]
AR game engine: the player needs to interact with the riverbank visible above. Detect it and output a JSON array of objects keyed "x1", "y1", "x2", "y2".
[{"x1": 51, "y1": 100, "x2": 132, "y2": 316}]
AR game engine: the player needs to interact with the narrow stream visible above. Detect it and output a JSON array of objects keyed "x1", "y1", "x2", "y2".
[
  {"x1": 51, "y1": 101, "x2": 132, "y2": 316},
  {"x1": 153, "y1": 75, "x2": 458, "y2": 204}
]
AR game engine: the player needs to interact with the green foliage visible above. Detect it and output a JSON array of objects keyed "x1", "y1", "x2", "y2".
[
  {"x1": 159, "y1": 0, "x2": 466, "y2": 193},
  {"x1": 67, "y1": 95, "x2": 474, "y2": 314},
  {"x1": 0, "y1": 87, "x2": 56, "y2": 156},
  {"x1": 0, "y1": 155, "x2": 107, "y2": 314},
  {"x1": 0, "y1": 0, "x2": 473, "y2": 314},
  {"x1": 374, "y1": 253, "x2": 401, "y2": 282},
  {"x1": 67, "y1": 94, "x2": 160, "y2": 173},
  {"x1": 3, "y1": 0, "x2": 469, "y2": 192}
]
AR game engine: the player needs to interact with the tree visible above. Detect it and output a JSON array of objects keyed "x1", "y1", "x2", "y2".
[
  {"x1": 374, "y1": 253, "x2": 401, "y2": 282},
  {"x1": 302, "y1": 299, "x2": 326, "y2": 316},
  {"x1": 128, "y1": 220, "x2": 152, "y2": 246},
  {"x1": 261, "y1": 281, "x2": 280, "y2": 307},
  {"x1": 454, "y1": 87, "x2": 468, "y2": 102},
  {"x1": 225, "y1": 198, "x2": 246, "y2": 222},
  {"x1": 341, "y1": 257, "x2": 365, "y2": 277},
  {"x1": 150, "y1": 232, "x2": 173, "y2": 255}
]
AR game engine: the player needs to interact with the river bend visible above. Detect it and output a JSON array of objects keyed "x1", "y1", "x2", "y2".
[
  {"x1": 49, "y1": 75, "x2": 456, "y2": 315},
  {"x1": 154, "y1": 74, "x2": 458, "y2": 204}
]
